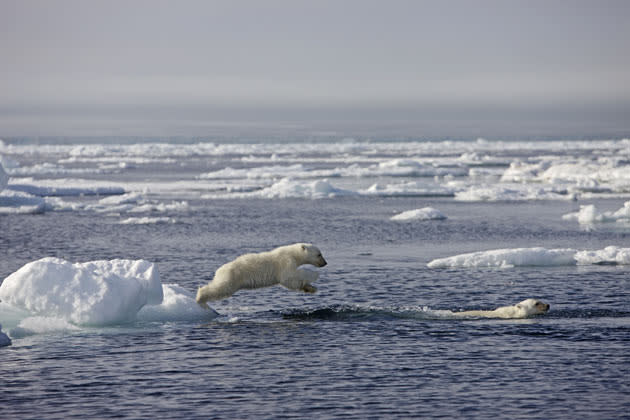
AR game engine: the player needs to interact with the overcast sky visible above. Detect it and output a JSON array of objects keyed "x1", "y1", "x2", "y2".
[{"x1": 1, "y1": 0, "x2": 629, "y2": 137}]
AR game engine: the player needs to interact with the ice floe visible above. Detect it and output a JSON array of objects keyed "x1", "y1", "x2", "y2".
[
  {"x1": 0, "y1": 190, "x2": 50, "y2": 214},
  {"x1": 360, "y1": 181, "x2": 456, "y2": 197},
  {"x1": 7, "y1": 179, "x2": 125, "y2": 197},
  {"x1": 454, "y1": 184, "x2": 570, "y2": 201},
  {"x1": 562, "y1": 201, "x2": 630, "y2": 225},
  {"x1": 427, "y1": 246, "x2": 630, "y2": 268},
  {"x1": 204, "y1": 178, "x2": 356, "y2": 199},
  {"x1": 137, "y1": 283, "x2": 218, "y2": 322},
  {"x1": 0, "y1": 258, "x2": 164, "y2": 325},
  {"x1": 0, "y1": 258, "x2": 218, "y2": 337},
  {"x1": 119, "y1": 216, "x2": 176, "y2": 225},
  {"x1": 574, "y1": 246, "x2": 630, "y2": 265},
  {"x1": 390, "y1": 207, "x2": 447, "y2": 221}
]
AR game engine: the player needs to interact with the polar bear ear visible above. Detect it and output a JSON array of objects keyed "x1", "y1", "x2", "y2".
[
  {"x1": 301, "y1": 244, "x2": 307, "y2": 251},
  {"x1": 515, "y1": 304, "x2": 522, "y2": 309}
]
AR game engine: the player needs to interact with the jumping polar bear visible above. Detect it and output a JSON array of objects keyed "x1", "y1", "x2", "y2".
[
  {"x1": 196, "y1": 243, "x2": 327, "y2": 308},
  {"x1": 453, "y1": 298, "x2": 550, "y2": 319}
]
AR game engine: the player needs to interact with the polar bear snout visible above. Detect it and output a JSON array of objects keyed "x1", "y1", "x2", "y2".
[
  {"x1": 317, "y1": 256, "x2": 327, "y2": 267},
  {"x1": 536, "y1": 301, "x2": 550, "y2": 313}
]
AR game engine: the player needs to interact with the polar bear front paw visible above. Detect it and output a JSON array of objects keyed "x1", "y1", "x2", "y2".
[{"x1": 302, "y1": 284, "x2": 317, "y2": 294}]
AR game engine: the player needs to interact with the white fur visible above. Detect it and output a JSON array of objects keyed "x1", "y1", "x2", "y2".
[
  {"x1": 454, "y1": 298, "x2": 550, "y2": 319},
  {"x1": 196, "y1": 243, "x2": 327, "y2": 308}
]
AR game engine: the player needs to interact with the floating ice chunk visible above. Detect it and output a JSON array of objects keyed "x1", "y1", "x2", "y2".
[
  {"x1": 6, "y1": 162, "x2": 103, "y2": 176},
  {"x1": 372, "y1": 159, "x2": 466, "y2": 177},
  {"x1": 0, "y1": 324, "x2": 11, "y2": 347},
  {"x1": 0, "y1": 258, "x2": 163, "y2": 325},
  {"x1": 137, "y1": 284, "x2": 218, "y2": 322},
  {"x1": 99, "y1": 192, "x2": 143, "y2": 205},
  {"x1": 0, "y1": 190, "x2": 49, "y2": 214},
  {"x1": 360, "y1": 181, "x2": 456, "y2": 197},
  {"x1": 391, "y1": 207, "x2": 447, "y2": 221},
  {"x1": 562, "y1": 201, "x2": 630, "y2": 225},
  {"x1": 501, "y1": 158, "x2": 630, "y2": 193},
  {"x1": 500, "y1": 161, "x2": 547, "y2": 183},
  {"x1": 0, "y1": 160, "x2": 8, "y2": 192},
  {"x1": 454, "y1": 184, "x2": 568, "y2": 201},
  {"x1": 574, "y1": 246, "x2": 630, "y2": 265},
  {"x1": 199, "y1": 164, "x2": 308, "y2": 179},
  {"x1": 119, "y1": 217, "x2": 175, "y2": 224},
  {"x1": 427, "y1": 247, "x2": 577, "y2": 268},
  {"x1": 9, "y1": 316, "x2": 80, "y2": 339},
  {"x1": 428, "y1": 246, "x2": 630, "y2": 268},
  {"x1": 261, "y1": 178, "x2": 355, "y2": 198},
  {"x1": 7, "y1": 182, "x2": 125, "y2": 197},
  {"x1": 206, "y1": 178, "x2": 356, "y2": 199}
]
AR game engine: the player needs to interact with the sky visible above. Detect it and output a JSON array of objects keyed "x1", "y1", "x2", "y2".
[{"x1": 1, "y1": 0, "x2": 629, "y2": 138}]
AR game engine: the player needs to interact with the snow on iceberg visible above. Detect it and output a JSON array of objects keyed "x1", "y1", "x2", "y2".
[
  {"x1": 427, "y1": 246, "x2": 630, "y2": 268},
  {"x1": 0, "y1": 258, "x2": 163, "y2": 325},
  {"x1": 562, "y1": 201, "x2": 630, "y2": 225},
  {"x1": 137, "y1": 283, "x2": 218, "y2": 322},
  {"x1": 427, "y1": 247, "x2": 577, "y2": 268},
  {"x1": 574, "y1": 246, "x2": 630, "y2": 265},
  {"x1": 0, "y1": 258, "x2": 219, "y2": 335},
  {"x1": 9, "y1": 316, "x2": 80, "y2": 339},
  {"x1": 391, "y1": 207, "x2": 447, "y2": 221}
]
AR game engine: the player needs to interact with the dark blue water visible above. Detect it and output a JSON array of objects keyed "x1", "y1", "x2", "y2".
[{"x1": 1, "y1": 197, "x2": 629, "y2": 419}]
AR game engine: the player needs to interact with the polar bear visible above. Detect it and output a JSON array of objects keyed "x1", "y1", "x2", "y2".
[
  {"x1": 453, "y1": 298, "x2": 550, "y2": 319},
  {"x1": 196, "y1": 243, "x2": 327, "y2": 308}
]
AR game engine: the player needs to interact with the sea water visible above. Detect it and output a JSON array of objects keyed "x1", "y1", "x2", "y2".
[{"x1": 1, "y1": 137, "x2": 629, "y2": 419}]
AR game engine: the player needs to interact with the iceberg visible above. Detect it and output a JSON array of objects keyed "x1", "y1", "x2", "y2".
[
  {"x1": 390, "y1": 207, "x2": 447, "y2": 221},
  {"x1": 0, "y1": 258, "x2": 218, "y2": 337},
  {"x1": 0, "y1": 258, "x2": 163, "y2": 325},
  {"x1": 428, "y1": 246, "x2": 630, "y2": 268}
]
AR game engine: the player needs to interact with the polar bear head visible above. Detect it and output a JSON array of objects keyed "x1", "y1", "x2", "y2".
[
  {"x1": 299, "y1": 243, "x2": 327, "y2": 267},
  {"x1": 514, "y1": 298, "x2": 550, "y2": 317}
]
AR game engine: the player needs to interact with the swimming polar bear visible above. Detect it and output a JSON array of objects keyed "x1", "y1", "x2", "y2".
[
  {"x1": 453, "y1": 298, "x2": 550, "y2": 319},
  {"x1": 196, "y1": 243, "x2": 327, "y2": 308}
]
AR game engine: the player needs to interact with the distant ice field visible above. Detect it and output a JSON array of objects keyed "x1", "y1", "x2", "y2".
[{"x1": 1, "y1": 137, "x2": 630, "y2": 419}]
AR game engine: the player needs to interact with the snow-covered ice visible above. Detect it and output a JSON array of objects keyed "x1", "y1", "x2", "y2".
[
  {"x1": 427, "y1": 246, "x2": 630, "y2": 268},
  {"x1": 0, "y1": 258, "x2": 218, "y2": 338},
  {"x1": 0, "y1": 258, "x2": 164, "y2": 325},
  {"x1": 137, "y1": 283, "x2": 218, "y2": 322},
  {"x1": 119, "y1": 216, "x2": 176, "y2": 224},
  {"x1": 427, "y1": 247, "x2": 577, "y2": 268},
  {"x1": 574, "y1": 246, "x2": 630, "y2": 265},
  {"x1": 562, "y1": 201, "x2": 630, "y2": 225},
  {"x1": 390, "y1": 207, "x2": 447, "y2": 221}
]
